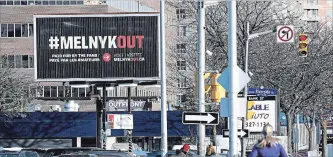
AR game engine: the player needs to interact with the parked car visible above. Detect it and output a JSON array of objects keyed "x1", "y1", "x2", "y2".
[
  {"x1": 88, "y1": 150, "x2": 135, "y2": 157},
  {"x1": 0, "y1": 150, "x2": 40, "y2": 157},
  {"x1": 34, "y1": 147, "x2": 102, "y2": 157}
]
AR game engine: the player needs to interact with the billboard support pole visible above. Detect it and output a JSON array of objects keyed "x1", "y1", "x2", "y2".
[
  {"x1": 102, "y1": 83, "x2": 107, "y2": 149},
  {"x1": 127, "y1": 86, "x2": 133, "y2": 152},
  {"x1": 96, "y1": 96, "x2": 102, "y2": 148},
  {"x1": 160, "y1": 0, "x2": 168, "y2": 157}
]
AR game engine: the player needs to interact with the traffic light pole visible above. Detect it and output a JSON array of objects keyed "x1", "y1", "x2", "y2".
[
  {"x1": 197, "y1": 0, "x2": 206, "y2": 156},
  {"x1": 160, "y1": 0, "x2": 168, "y2": 156}
]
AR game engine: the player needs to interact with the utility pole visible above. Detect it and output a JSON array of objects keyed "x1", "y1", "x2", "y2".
[
  {"x1": 228, "y1": 0, "x2": 239, "y2": 156},
  {"x1": 197, "y1": 0, "x2": 206, "y2": 156},
  {"x1": 160, "y1": 0, "x2": 168, "y2": 156}
]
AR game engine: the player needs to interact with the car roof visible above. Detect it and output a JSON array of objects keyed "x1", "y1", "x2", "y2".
[{"x1": 0, "y1": 151, "x2": 20, "y2": 154}]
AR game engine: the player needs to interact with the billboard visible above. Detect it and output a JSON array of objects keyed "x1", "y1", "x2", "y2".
[{"x1": 34, "y1": 14, "x2": 160, "y2": 82}]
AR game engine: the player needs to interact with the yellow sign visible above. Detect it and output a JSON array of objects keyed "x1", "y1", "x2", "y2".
[{"x1": 247, "y1": 101, "x2": 255, "y2": 120}]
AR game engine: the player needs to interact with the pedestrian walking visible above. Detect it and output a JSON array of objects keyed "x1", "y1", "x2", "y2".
[{"x1": 248, "y1": 124, "x2": 288, "y2": 157}]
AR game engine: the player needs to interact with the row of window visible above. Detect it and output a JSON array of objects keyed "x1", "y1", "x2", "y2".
[
  {"x1": 177, "y1": 77, "x2": 187, "y2": 88},
  {"x1": 176, "y1": 8, "x2": 188, "y2": 20},
  {"x1": 0, "y1": 0, "x2": 85, "y2": 5},
  {"x1": 30, "y1": 86, "x2": 89, "y2": 98},
  {"x1": 178, "y1": 25, "x2": 187, "y2": 37},
  {"x1": 0, "y1": 23, "x2": 34, "y2": 38},
  {"x1": 0, "y1": 55, "x2": 34, "y2": 68},
  {"x1": 176, "y1": 60, "x2": 186, "y2": 71},
  {"x1": 31, "y1": 86, "x2": 160, "y2": 98}
]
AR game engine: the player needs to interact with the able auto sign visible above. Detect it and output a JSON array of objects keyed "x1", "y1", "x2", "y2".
[{"x1": 34, "y1": 14, "x2": 160, "y2": 82}]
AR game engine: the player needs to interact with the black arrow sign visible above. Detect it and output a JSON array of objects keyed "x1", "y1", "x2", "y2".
[
  {"x1": 222, "y1": 129, "x2": 249, "y2": 138},
  {"x1": 182, "y1": 112, "x2": 219, "y2": 125}
]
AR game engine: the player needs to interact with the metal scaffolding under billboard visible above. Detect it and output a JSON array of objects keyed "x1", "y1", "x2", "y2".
[{"x1": 34, "y1": 13, "x2": 160, "y2": 82}]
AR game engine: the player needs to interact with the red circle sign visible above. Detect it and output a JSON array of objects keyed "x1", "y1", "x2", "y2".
[
  {"x1": 102, "y1": 53, "x2": 111, "y2": 62},
  {"x1": 278, "y1": 26, "x2": 294, "y2": 42}
]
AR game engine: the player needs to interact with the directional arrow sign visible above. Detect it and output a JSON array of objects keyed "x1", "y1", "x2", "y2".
[
  {"x1": 217, "y1": 66, "x2": 251, "y2": 93},
  {"x1": 182, "y1": 112, "x2": 219, "y2": 125},
  {"x1": 222, "y1": 129, "x2": 249, "y2": 138}
]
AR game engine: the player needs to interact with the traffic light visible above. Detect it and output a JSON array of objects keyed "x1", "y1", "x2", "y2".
[
  {"x1": 194, "y1": 72, "x2": 213, "y2": 99},
  {"x1": 299, "y1": 33, "x2": 308, "y2": 57},
  {"x1": 210, "y1": 73, "x2": 226, "y2": 103}
]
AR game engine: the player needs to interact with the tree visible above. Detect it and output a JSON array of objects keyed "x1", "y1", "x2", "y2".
[
  {"x1": 166, "y1": 0, "x2": 333, "y2": 154},
  {"x1": 250, "y1": 20, "x2": 333, "y2": 153},
  {"x1": 165, "y1": 1, "x2": 303, "y2": 109},
  {"x1": 0, "y1": 57, "x2": 37, "y2": 116}
]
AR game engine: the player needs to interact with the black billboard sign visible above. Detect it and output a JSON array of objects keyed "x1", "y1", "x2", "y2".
[{"x1": 34, "y1": 14, "x2": 159, "y2": 82}]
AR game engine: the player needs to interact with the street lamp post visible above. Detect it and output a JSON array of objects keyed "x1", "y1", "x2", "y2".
[{"x1": 243, "y1": 22, "x2": 276, "y2": 157}]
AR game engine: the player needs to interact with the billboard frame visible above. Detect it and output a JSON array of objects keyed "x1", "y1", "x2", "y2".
[{"x1": 33, "y1": 13, "x2": 160, "y2": 82}]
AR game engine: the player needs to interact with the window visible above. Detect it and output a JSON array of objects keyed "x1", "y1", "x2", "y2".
[
  {"x1": 176, "y1": 44, "x2": 186, "y2": 54},
  {"x1": 0, "y1": 56, "x2": 7, "y2": 68},
  {"x1": 36, "y1": 86, "x2": 43, "y2": 97},
  {"x1": 176, "y1": 60, "x2": 186, "y2": 71},
  {"x1": 307, "y1": 21, "x2": 318, "y2": 29},
  {"x1": 8, "y1": 55, "x2": 14, "y2": 68},
  {"x1": 21, "y1": 24, "x2": 29, "y2": 37},
  {"x1": 79, "y1": 87, "x2": 86, "y2": 97},
  {"x1": 0, "y1": 55, "x2": 34, "y2": 68},
  {"x1": 7, "y1": 24, "x2": 14, "y2": 37},
  {"x1": 176, "y1": 94, "x2": 185, "y2": 103},
  {"x1": 43, "y1": 86, "x2": 51, "y2": 97},
  {"x1": 1, "y1": 24, "x2": 8, "y2": 37},
  {"x1": 0, "y1": 23, "x2": 33, "y2": 38},
  {"x1": 21, "y1": 0, "x2": 27, "y2": 5},
  {"x1": 58, "y1": 86, "x2": 64, "y2": 97},
  {"x1": 51, "y1": 86, "x2": 57, "y2": 97},
  {"x1": 307, "y1": 0, "x2": 318, "y2": 5},
  {"x1": 28, "y1": 55, "x2": 33, "y2": 68},
  {"x1": 71, "y1": 86, "x2": 88, "y2": 97},
  {"x1": 7, "y1": 0, "x2": 13, "y2": 5},
  {"x1": 22, "y1": 55, "x2": 28, "y2": 68},
  {"x1": 15, "y1": 55, "x2": 22, "y2": 68},
  {"x1": 176, "y1": 8, "x2": 187, "y2": 19},
  {"x1": 177, "y1": 77, "x2": 187, "y2": 88},
  {"x1": 71, "y1": 87, "x2": 79, "y2": 97},
  {"x1": 178, "y1": 26, "x2": 186, "y2": 37},
  {"x1": 307, "y1": 9, "x2": 318, "y2": 18}
]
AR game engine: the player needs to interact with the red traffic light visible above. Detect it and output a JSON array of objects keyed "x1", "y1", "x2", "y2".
[{"x1": 299, "y1": 34, "x2": 307, "y2": 41}]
